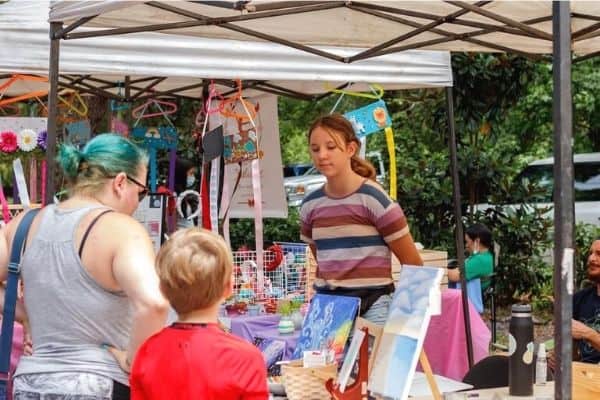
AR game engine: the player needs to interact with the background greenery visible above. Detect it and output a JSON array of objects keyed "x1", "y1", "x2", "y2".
[{"x1": 232, "y1": 53, "x2": 600, "y2": 311}]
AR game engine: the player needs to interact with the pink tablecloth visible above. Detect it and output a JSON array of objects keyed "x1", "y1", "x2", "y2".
[{"x1": 422, "y1": 288, "x2": 491, "y2": 380}]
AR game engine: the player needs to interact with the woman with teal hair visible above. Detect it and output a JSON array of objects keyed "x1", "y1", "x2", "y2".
[{"x1": 0, "y1": 134, "x2": 168, "y2": 399}]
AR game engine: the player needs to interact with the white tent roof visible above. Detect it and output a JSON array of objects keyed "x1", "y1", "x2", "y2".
[
  {"x1": 0, "y1": 1, "x2": 452, "y2": 101},
  {"x1": 48, "y1": 1, "x2": 600, "y2": 56}
]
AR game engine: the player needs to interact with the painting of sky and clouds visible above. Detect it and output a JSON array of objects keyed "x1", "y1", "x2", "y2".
[{"x1": 369, "y1": 266, "x2": 443, "y2": 400}]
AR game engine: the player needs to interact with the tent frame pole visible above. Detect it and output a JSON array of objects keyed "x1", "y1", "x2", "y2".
[
  {"x1": 553, "y1": 2, "x2": 574, "y2": 398},
  {"x1": 446, "y1": 86, "x2": 474, "y2": 368},
  {"x1": 45, "y1": 22, "x2": 62, "y2": 205}
]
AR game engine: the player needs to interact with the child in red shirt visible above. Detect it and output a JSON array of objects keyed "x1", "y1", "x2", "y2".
[{"x1": 130, "y1": 228, "x2": 268, "y2": 400}]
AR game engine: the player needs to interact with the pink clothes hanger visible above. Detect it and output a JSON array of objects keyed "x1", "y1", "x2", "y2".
[
  {"x1": 195, "y1": 81, "x2": 225, "y2": 127},
  {"x1": 132, "y1": 98, "x2": 178, "y2": 119}
]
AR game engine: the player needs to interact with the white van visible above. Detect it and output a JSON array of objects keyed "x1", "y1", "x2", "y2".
[
  {"x1": 283, "y1": 151, "x2": 387, "y2": 207},
  {"x1": 476, "y1": 153, "x2": 600, "y2": 226}
]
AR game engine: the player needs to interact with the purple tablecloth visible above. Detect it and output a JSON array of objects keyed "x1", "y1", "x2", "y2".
[
  {"x1": 230, "y1": 314, "x2": 300, "y2": 360},
  {"x1": 230, "y1": 290, "x2": 490, "y2": 380}
]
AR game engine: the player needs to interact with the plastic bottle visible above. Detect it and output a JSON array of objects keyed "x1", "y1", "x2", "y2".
[
  {"x1": 508, "y1": 304, "x2": 534, "y2": 396},
  {"x1": 535, "y1": 343, "x2": 547, "y2": 385}
]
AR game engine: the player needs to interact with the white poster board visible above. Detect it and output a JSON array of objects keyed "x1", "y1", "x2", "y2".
[
  {"x1": 211, "y1": 94, "x2": 287, "y2": 218},
  {"x1": 132, "y1": 193, "x2": 165, "y2": 253},
  {"x1": 0, "y1": 117, "x2": 47, "y2": 136}
]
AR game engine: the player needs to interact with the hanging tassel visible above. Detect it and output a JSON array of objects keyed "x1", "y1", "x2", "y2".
[
  {"x1": 384, "y1": 126, "x2": 397, "y2": 200},
  {"x1": 168, "y1": 149, "x2": 177, "y2": 232},
  {"x1": 0, "y1": 177, "x2": 11, "y2": 223},
  {"x1": 41, "y1": 160, "x2": 47, "y2": 206},
  {"x1": 29, "y1": 158, "x2": 37, "y2": 204},
  {"x1": 201, "y1": 163, "x2": 211, "y2": 230},
  {"x1": 209, "y1": 157, "x2": 220, "y2": 233}
]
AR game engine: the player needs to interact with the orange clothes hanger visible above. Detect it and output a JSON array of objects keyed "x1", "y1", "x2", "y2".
[
  {"x1": 219, "y1": 79, "x2": 258, "y2": 123},
  {"x1": 0, "y1": 74, "x2": 49, "y2": 107}
]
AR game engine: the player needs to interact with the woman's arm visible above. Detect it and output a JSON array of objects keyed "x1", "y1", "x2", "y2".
[
  {"x1": 110, "y1": 215, "x2": 169, "y2": 366},
  {"x1": 447, "y1": 268, "x2": 460, "y2": 282}
]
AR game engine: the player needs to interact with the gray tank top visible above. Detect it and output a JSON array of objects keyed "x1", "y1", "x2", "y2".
[{"x1": 14, "y1": 204, "x2": 132, "y2": 385}]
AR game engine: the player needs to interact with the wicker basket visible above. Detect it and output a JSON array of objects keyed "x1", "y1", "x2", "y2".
[{"x1": 281, "y1": 360, "x2": 337, "y2": 400}]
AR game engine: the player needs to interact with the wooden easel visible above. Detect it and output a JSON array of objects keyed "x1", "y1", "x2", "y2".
[
  {"x1": 419, "y1": 349, "x2": 442, "y2": 400},
  {"x1": 325, "y1": 328, "x2": 442, "y2": 400},
  {"x1": 325, "y1": 327, "x2": 370, "y2": 400}
]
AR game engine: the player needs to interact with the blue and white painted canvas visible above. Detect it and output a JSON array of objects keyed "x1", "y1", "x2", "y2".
[
  {"x1": 292, "y1": 294, "x2": 360, "y2": 363},
  {"x1": 369, "y1": 265, "x2": 444, "y2": 400}
]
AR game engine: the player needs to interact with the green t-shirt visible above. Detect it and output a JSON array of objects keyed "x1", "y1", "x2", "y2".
[{"x1": 465, "y1": 250, "x2": 493, "y2": 290}]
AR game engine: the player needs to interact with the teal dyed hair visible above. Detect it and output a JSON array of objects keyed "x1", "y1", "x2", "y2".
[{"x1": 57, "y1": 134, "x2": 148, "y2": 194}]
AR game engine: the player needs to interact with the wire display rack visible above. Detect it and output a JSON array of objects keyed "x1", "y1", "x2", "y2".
[{"x1": 231, "y1": 242, "x2": 308, "y2": 304}]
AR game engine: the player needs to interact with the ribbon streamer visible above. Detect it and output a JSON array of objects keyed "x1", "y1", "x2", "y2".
[
  {"x1": 384, "y1": 127, "x2": 397, "y2": 200},
  {"x1": 29, "y1": 159, "x2": 37, "y2": 204},
  {"x1": 0, "y1": 176, "x2": 10, "y2": 223},
  {"x1": 41, "y1": 160, "x2": 47, "y2": 206},
  {"x1": 209, "y1": 157, "x2": 220, "y2": 234},
  {"x1": 168, "y1": 149, "x2": 177, "y2": 232},
  {"x1": 13, "y1": 159, "x2": 31, "y2": 210}
]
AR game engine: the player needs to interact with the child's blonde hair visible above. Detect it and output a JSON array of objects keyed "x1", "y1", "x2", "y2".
[{"x1": 156, "y1": 228, "x2": 232, "y2": 314}]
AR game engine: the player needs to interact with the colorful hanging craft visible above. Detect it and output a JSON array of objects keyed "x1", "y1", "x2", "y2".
[
  {"x1": 344, "y1": 99, "x2": 396, "y2": 199},
  {"x1": 328, "y1": 83, "x2": 397, "y2": 200},
  {"x1": 131, "y1": 126, "x2": 178, "y2": 192},
  {"x1": 131, "y1": 98, "x2": 179, "y2": 193},
  {"x1": 110, "y1": 83, "x2": 131, "y2": 137},
  {"x1": 64, "y1": 120, "x2": 91, "y2": 148},
  {"x1": 217, "y1": 80, "x2": 265, "y2": 293}
]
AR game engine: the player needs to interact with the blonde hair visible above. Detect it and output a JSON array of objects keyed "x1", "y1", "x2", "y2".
[
  {"x1": 156, "y1": 228, "x2": 232, "y2": 314},
  {"x1": 308, "y1": 113, "x2": 376, "y2": 180}
]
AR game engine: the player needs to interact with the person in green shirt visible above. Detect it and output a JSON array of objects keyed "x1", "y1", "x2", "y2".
[{"x1": 447, "y1": 223, "x2": 494, "y2": 290}]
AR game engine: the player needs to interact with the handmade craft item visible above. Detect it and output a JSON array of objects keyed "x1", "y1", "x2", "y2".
[{"x1": 344, "y1": 99, "x2": 397, "y2": 199}]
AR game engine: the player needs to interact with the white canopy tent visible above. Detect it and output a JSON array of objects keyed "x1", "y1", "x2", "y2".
[
  {"x1": 48, "y1": 1, "x2": 600, "y2": 57},
  {"x1": 0, "y1": 1, "x2": 452, "y2": 101},
  {"x1": 41, "y1": 2, "x2": 588, "y2": 397}
]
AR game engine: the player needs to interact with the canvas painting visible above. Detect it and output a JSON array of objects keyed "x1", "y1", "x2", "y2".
[
  {"x1": 368, "y1": 266, "x2": 444, "y2": 400},
  {"x1": 292, "y1": 294, "x2": 360, "y2": 363}
]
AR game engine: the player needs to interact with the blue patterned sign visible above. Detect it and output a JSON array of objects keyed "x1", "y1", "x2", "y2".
[{"x1": 344, "y1": 100, "x2": 391, "y2": 138}]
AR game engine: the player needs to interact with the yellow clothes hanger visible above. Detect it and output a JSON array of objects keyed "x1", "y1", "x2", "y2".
[
  {"x1": 324, "y1": 82, "x2": 384, "y2": 100},
  {"x1": 58, "y1": 90, "x2": 88, "y2": 118}
]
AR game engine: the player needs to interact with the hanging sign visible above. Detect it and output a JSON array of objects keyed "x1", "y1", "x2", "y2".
[{"x1": 344, "y1": 99, "x2": 392, "y2": 138}]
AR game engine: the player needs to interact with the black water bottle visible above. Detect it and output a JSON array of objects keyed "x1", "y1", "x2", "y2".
[{"x1": 509, "y1": 304, "x2": 534, "y2": 396}]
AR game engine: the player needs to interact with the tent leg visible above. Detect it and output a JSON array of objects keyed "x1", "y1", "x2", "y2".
[
  {"x1": 46, "y1": 22, "x2": 62, "y2": 205},
  {"x1": 553, "y1": 2, "x2": 574, "y2": 399},
  {"x1": 445, "y1": 86, "x2": 474, "y2": 368}
]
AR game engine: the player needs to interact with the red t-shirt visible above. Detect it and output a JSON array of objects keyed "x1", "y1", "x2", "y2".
[{"x1": 131, "y1": 323, "x2": 268, "y2": 400}]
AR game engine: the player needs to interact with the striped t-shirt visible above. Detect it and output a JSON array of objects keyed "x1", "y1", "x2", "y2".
[{"x1": 300, "y1": 179, "x2": 409, "y2": 288}]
